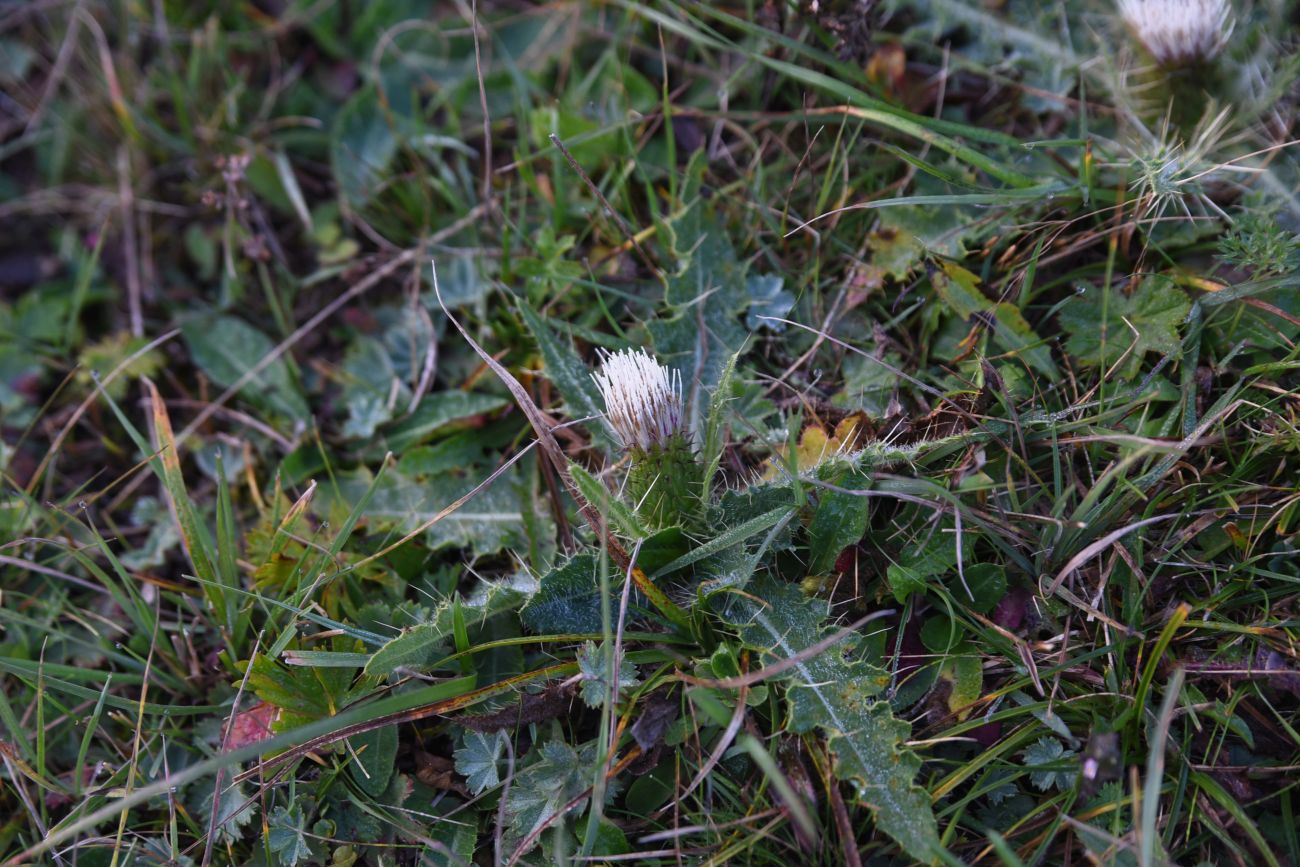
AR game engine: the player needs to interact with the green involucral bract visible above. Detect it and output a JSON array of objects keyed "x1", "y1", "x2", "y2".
[{"x1": 624, "y1": 432, "x2": 701, "y2": 532}]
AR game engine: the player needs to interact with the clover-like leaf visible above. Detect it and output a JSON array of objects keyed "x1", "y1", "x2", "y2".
[
  {"x1": 1022, "y1": 736, "x2": 1078, "y2": 792},
  {"x1": 576, "y1": 640, "x2": 640, "y2": 708},
  {"x1": 454, "y1": 730, "x2": 506, "y2": 796},
  {"x1": 1058, "y1": 276, "x2": 1191, "y2": 378}
]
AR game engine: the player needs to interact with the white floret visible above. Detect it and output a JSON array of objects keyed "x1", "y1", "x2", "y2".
[
  {"x1": 592, "y1": 349, "x2": 683, "y2": 451},
  {"x1": 1119, "y1": 0, "x2": 1233, "y2": 65}
]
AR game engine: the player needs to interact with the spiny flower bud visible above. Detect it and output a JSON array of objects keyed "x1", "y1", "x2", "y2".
[
  {"x1": 1118, "y1": 0, "x2": 1233, "y2": 67},
  {"x1": 593, "y1": 349, "x2": 699, "y2": 531}
]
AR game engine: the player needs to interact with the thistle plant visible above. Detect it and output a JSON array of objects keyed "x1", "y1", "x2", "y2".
[{"x1": 592, "y1": 349, "x2": 701, "y2": 531}]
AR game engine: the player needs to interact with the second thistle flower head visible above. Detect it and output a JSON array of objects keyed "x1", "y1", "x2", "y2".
[
  {"x1": 1118, "y1": 0, "x2": 1233, "y2": 67},
  {"x1": 593, "y1": 349, "x2": 685, "y2": 452}
]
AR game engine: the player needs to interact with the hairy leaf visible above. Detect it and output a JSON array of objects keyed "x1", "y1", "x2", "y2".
[
  {"x1": 648, "y1": 153, "x2": 754, "y2": 428},
  {"x1": 520, "y1": 552, "x2": 603, "y2": 634},
  {"x1": 331, "y1": 462, "x2": 535, "y2": 557},
  {"x1": 182, "y1": 314, "x2": 308, "y2": 422},
  {"x1": 364, "y1": 574, "x2": 533, "y2": 677},
  {"x1": 519, "y1": 302, "x2": 614, "y2": 448},
  {"x1": 454, "y1": 730, "x2": 506, "y2": 796},
  {"x1": 725, "y1": 576, "x2": 941, "y2": 861}
]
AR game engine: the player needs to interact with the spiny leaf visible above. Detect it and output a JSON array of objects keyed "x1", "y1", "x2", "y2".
[
  {"x1": 363, "y1": 575, "x2": 533, "y2": 678},
  {"x1": 363, "y1": 624, "x2": 447, "y2": 678},
  {"x1": 569, "y1": 460, "x2": 646, "y2": 540},
  {"x1": 519, "y1": 301, "x2": 614, "y2": 449},
  {"x1": 648, "y1": 153, "x2": 754, "y2": 425},
  {"x1": 725, "y1": 576, "x2": 941, "y2": 861},
  {"x1": 520, "y1": 552, "x2": 603, "y2": 635}
]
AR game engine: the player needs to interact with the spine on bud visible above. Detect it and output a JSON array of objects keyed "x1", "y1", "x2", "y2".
[{"x1": 625, "y1": 433, "x2": 700, "y2": 532}]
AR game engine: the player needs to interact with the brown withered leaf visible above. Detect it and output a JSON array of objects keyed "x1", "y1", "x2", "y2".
[
  {"x1": 413, "y1": 749, "x2": 470, "y2": 796},
  {"x1": 881, "y1": 363, "x2": 998, "y2": 446},
  {"x1": 225, "y1": 701, "x2": 278, "y2": 750},
  {"x1": 458, "y1": 681, "x2": 577, "y2": 732},
  {"x1": 630, "y1": 690, "x2": 679, "y2": 753}
]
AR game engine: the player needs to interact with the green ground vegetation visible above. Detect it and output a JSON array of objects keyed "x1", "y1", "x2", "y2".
[{"x1": 1, "y1": 1, "x2": 1299, "y2": 865}]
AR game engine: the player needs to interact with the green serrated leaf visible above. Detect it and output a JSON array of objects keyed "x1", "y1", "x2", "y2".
[
  {"x1": 197, "y1": 780, "x2": 255, "y2": 845},
  {"x1": 504, "y1": 739, "x2": 608, "y2": 854},
  {"x1": 422, "y1": 813, "x2": 479, "y2": 866},
  {"x1": 268, "y1": 804, "x2": 320, "y2": 867},
  {"x1": 454, "y1": 730, "x2": 506, "y2": 795},
  {"x1": 520, "y1": 302, "x2": 614, "y2": 449},
  {"x1": 807, "y1": 471, "x2": 872, "y2": 575},
  {"x1": 520, "y1": 552, "x2": 603, "y2": 634},
  {"x1": 240, "y1": 637, "x2": 361, "y2": 729},
  {"x1": 576, "y1": 640, "x2": 640, "y2": 708},
  {"x1": 1058, "y1": 275, "x2": 1191, "y2": 378},
  {"x1": 725, "y1": 576, "x2": 941, "y2": 861},
  {"x1": 1022, "y1": 736, "x2": 1077, "y2": 792}
]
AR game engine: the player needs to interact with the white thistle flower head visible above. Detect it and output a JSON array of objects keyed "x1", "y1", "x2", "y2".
[
  {"x1": 1118, "y1": 0, "x2": 1233, "y2": 66},
  {"x1": 592, "y1": 349, "x2": 684, "y2": 451}
]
